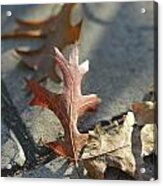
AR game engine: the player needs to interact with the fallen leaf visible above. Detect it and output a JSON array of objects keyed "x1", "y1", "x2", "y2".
[
  {"x1": 81, "y1": 101, "x2": 157, "y2": 179},
  {"x1": 83, "y1": 157, "x2": 107, "y2": 179},
  {"x1": 141, "y1": 124, "x2": 157, "y2": 156},
  {"x1": 2, "y1": 3, "x2": 82, "y2": 81},
  {"x1": 132, "y1": 101, "x2": 155, "y2": 126},
  {"x1": 26, "y1": 44, "x2": 101, "y2": 164},
  {"x1": 82, "y1": 111, "x2": 136, "y2": 179},
  {"x1": 131, "y1": 89, "x2": 157, "y2": 160}
]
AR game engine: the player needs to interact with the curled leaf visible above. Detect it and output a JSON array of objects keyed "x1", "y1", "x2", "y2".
[{"x1": 26, "y1": 44, "x2": 101, "y2": 164}]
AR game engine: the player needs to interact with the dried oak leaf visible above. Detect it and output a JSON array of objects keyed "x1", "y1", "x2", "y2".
[
  {"x1": 26, "y1": 44, "x2": 101, "y2": 163},
  {"x1": 132, "y1": 101, "x2": 155, "y2": 126},
  {"x1": 81, "y1": 111, "x2": 156, "y2": 179},
  {"x1": 2, "y1": 4, "x2": 82, "y2": 81},
  {"x1": 81, "y1": 108, "x2": 157, "y2": 179}
]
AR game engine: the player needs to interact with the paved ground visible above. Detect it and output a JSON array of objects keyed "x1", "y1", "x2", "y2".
[{"x1": 1, "y1": 1, "x2": 157, "y2": 179}]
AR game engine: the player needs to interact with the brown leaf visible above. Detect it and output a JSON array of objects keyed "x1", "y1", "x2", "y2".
[
  {"x1": 83, "y1": 157, "x2": 107, "y2": 179},
  {"x1": 2, "y1": 4, "x2": 82, "y2": 81},
  {"x1": 131, "y1": 90, "x2": 157, "y2": 158},
  {"x1": 26, "y1": 44, "x2": 101, "y2": 164},
  {"x1": 82, "y1": 112, "x2": 136, "y2": 179},
  {"x1": 82, "y1": 112, "x2": 135, "y2": 159},
  {"x1": 132, "y1": 101, "x2": 155, "y2": 126},
  {"x1": 81, "y1": 109, "x2": 156, "y2": 179}
]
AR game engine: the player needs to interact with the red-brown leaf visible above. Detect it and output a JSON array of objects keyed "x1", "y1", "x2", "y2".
[{"x1": 26, "y1": 44, "x2": 101, "y2": 163}]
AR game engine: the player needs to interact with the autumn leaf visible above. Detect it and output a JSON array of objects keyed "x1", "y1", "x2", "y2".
[
  {"x1": 132, "y1": 101, "x2": 155, "y2": 126},
  {"x1": 81, "y1": 111, "x2": 156, "y2": 179},
  {"x1": 26, "y1": 44, "x2": 101, "y2": 164},
  {"x1": 131, "y1": 97, "x2": 157, "y2": 157},
  {"x1": 2, "y1": 3, "x2": 82, "y2": 81},
  {"x1": 141, "y1": 124, "x2": 157, "y2": 156},
  {"x1": 82, "y1": 112, "x2": 136, "y2": 179}
]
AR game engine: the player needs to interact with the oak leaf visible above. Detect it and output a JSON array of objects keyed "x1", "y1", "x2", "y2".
[
  {"x1": 2, "y1": 4, "x2": 82, "y2": 81},
  {"x1": 81, "y1": 111, "x2": 156, "y2": 179},
  {"x1": 82, "y1": 112, "x2": 136, "y2": 179},
  {"x1": 26, "y1": 44, "x2": 101, "y2": 164}
]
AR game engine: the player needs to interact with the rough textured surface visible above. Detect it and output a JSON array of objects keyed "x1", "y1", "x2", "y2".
[
  {"x1": 20, "y1": 158, "x2": 87, "y2": 179},
  {"x1": 1, "y1": 138, "x2": 19, "y2": 169},
  {"x1": 21, "y1": 106, "x2": 63, "y2": 144},
  {"x1": 1, "y1": 2, "x2": 157, "y2": 179}
]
